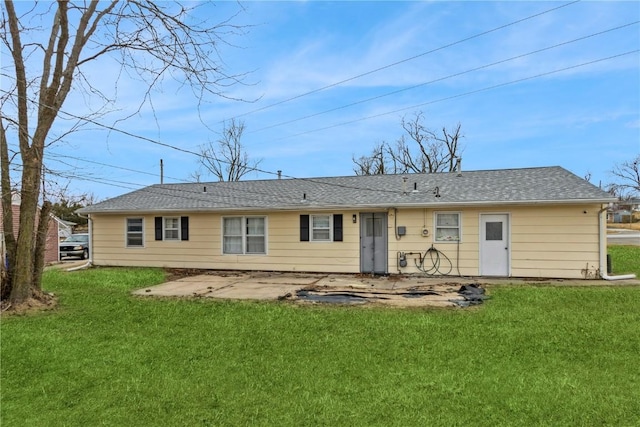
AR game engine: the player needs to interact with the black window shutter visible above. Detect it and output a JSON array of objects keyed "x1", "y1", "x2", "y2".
[
  {"x1": 155, "y1": 217, "x2": 163, "y2": 241},
  {"x1": 333, "y1": 214, "x2": 343, "y2": 242},
  {"x1": 300, "y1": 215, "x2": 309, "y2": 241},
  {"x1": 181, "y1": 216, "x2": 189, "y2": 241}
]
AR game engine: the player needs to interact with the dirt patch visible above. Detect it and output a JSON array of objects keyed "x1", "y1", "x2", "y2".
[
  {"x1": 0, "y1": 291, "x2": 57, "y2": 316},
  {"x1": 163, "y1": 268, "x2": 254, "y2": 281},
  {"x1": 164, "y1": 268, "x2": 211, "y2": 281},
  {"x1": 287, "y1": 283, "x2": 488, "y2": 308}
]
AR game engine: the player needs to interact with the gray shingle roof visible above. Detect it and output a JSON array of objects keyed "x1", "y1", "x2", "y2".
[{"x1": 79, "y1": 166, "x2": 615, "y2": 214}]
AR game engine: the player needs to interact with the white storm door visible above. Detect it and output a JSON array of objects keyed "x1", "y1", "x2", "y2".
[
  {"x1": 480, "y1": 214, "x2": 509, "y2": 276},
  {"x1": 360, "y1": 213, "x2": 387, "y2": 274}
]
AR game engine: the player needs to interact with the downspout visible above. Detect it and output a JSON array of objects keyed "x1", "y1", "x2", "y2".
[
  {"x1": 67, "y1": 212, "x2": 92, "y2": 271},
  {"x1": 599, "y1": 206, "x2": 635, "y2": 280}
]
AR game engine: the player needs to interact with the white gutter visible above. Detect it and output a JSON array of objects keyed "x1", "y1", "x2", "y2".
[
  {"x1": 80, "y1": 198, "x2": 618, "y2": 215},
  {"x1": 599, "y1": 206, "x2": 636, "y2": 280}
]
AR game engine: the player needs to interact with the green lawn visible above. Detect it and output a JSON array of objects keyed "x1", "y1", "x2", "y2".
[
  {"x1": 1, "y1": 265, "x2": 639, "y2": 426},
  {"x1": 608, "y1": 245, "x2": 640, "y2": 277}
]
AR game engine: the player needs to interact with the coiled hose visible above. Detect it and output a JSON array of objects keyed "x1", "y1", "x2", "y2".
[{"x1": 415, "y1": 245, "x2": 453, "y2": 276}]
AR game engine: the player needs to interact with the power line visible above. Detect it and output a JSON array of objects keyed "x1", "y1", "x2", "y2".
[
  {"x1": 226, "y1": 0, "x2": 582, "y2": 122},
  {"x1": 250, "y1": 21, "x2": 639, "y2": 133},
  {"x1": 272, "y1": 50, "x2": 640, "y2": 142},
  {"x1": 3, "y1": 9, "x2": 636, "y2": 201},
  {"x1": 47, "y1": 152, "x2": 189, "y2": 183},
  {"x1": 14, "y1": 160, "x2": 399, "y2": 208},
  {"x1": 5, "y1": 48, "x2": 636, "y2": 202}
]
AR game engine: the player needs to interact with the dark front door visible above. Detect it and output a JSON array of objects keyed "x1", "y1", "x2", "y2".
[{"x1": 360, "y1": 212, "x2": 387, "y2": 274}]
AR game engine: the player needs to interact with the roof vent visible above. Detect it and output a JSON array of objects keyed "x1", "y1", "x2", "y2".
[
  {"x1": 434, "y1": 186, "x2": 441, "y2": 198},
  {"x1": 203, "y1": 186, "x2": 207, "y2": 193},
  {"x1": 412, "y1": 182, "x2": 419, "y2": 193}
]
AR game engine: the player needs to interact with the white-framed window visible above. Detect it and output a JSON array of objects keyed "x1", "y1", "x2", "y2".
[
  {"x1": 311, "y1": 214, "x2": 332, "y2": 242},
  {"x1": 163, "y1": 217, "x2": 180, "y2": 240},
  {"x1": 435, "y1": 212, "x2": 461, "y2": 242},
  {"x1": 126, "y1": 218, "x2": 144, "y2": 247},
  {"x1": 223, "y1": 216, "x2": 266, "y2": 254}
]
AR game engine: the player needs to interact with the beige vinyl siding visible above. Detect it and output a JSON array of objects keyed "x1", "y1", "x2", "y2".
[
  {"x1": 509, "y1": 204, "x2": 601, "y2": 278},
  {"x1": 388, "y1": 204, "x2": 602, "y2": 279},
  {"x1": 90, "y1": 203, "x2": 604, "y2": 279},
  {"x1": 91, "y1": 211, "x2": 360, "y2": 273},
  {"x1": 387, "y1": 208, "x2": 479, "y2": 276}
]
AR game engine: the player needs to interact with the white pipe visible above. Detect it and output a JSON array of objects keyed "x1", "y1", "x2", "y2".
[
  {"x1": 66, "y1": 261, "x2": 92, "y2": 272},
  {"x1": 599, "y1": 207, "x2": 636, "y2": 280}
]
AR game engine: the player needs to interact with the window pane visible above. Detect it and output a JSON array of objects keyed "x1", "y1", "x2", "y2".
[
  {"x1": 437, "y1": 214, "x2": 459, "y2": 227},
  {"x1": 486, "y1": 222, "x2": 503, "y2": 241},
  {"x1": 365, "y1": 217, "x2": 374, "y2": 237},
  {"x1": 126, "y1": 218, "x2": 143, "y2": 247},
  {"x1": 246, "y1": 236, "x2": 265, "y2": 254},
  {"x1": 224, "y1": 218, "x2": 242, "y2": 235},
  {"x1": 223, "y1": 217, "x2": 243, "y2": 254},
  {"x1": 223, "y1": 236, "x2": 242, "y2": 254},
  {"x1": 436, "y1": 228, "x2": 459, "y2": 241},
  {"x1": 311, "y1": 215, "x2": 330, "y2": 241},
  {"x1": 313, "y1": 230, "x2": 331, "y2": 240},
  {"x1": 312, "y1": 216, "x2": 330, "y2": 228},
  {"x1": 373, "y1": 217, "x2": 383, "y2": 237},
  {"x1": 127, "y1": 235, "x2": 143, "y2": 247},
  {"x1": 164, "y1": 218, "x2": 179, "y2": 229},
  {"x1": 223, "y1": 216, "x2": 266, "y2": 254},
  {"x1": 163, "y1": 217, "x2": 179, "y2": 240},
  {"x1": 247, "y1": 217, "x2": 264, "y2": 235},
  {"x1": 246, "y1": 218, "x2": 266, "y2": 253},
  {"x1": 127, "y1": 218, "x2": 142, "y2": 232}
]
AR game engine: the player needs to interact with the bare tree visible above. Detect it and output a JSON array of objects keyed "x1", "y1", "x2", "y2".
[
  {"x1": 352, "y1": 142, "x2": 394, "y2": 175},
  {"x1": 1, "y1": 1, "x2": 248, "y2": 305},
  {"x1": 353, "y1": 112, "x2": 463, "y2": 175},
  {"x1": 609, "y1": 155, "x2": 640, "y2": 197},
  {"x1": 194, "y1": 119, "x2": 261, "y2": 182}
]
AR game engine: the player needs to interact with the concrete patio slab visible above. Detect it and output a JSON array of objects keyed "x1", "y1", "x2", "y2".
[
  {"x1": 132, "y1": 271, "x2": 640, "y2": 307},
  {"x1": 207, "y1": 282, "x2": 307, "y2": 300},
  {"x1": 133, "y1": 273, "x2": 319, "y2": 300}
]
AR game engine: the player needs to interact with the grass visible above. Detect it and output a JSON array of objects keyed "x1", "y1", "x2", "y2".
[
  {"x1": 608, "y1": 245, "x2": 640, "y2": 276},
  {"x1": 1, "y1": 266, "x2": 639, "y2": 426}
]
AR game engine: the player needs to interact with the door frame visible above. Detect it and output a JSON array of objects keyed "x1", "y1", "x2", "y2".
[
  {"x1": 479, "y1": 213, "x2": 511, "y2": 277},
  {"x1": 359, "y1": 212, "x2": 388, "y2": 274}
]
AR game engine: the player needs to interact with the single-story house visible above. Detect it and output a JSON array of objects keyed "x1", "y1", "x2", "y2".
[
  {"x1": 0, "y1": 203, "x2": 62, "y2": 265},
  {"x1": 608, "y1": 210, "x2": 631, "y2": 223},
  {"x1": 78, "y1": 166, "x2": 617, "y2": 279},
  {"x1": 607, "y1": 198, "x2": 640, "y2": 223}
]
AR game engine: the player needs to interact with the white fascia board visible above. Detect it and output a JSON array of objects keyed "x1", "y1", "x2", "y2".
[{"x1": 82, "y1": 198, "x2": 615, "y2": 215}]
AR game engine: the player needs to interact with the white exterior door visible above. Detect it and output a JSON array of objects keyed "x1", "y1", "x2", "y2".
[{"x1": 480, "y1": 214, "x2": 509, "y2": 276}]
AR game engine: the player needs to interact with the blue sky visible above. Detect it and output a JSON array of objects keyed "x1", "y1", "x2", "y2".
[{"x1": 9, "y1": 1, "x2": 640, "y2": 200}]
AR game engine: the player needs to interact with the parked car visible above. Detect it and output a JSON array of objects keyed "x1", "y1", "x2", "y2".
[{"x1": 59, "y1": 233, "x2": 89, "y2": 260}]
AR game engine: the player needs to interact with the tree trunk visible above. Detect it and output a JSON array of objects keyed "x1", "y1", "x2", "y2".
[
  {"x1": 2, "y1": 1, "x2": 249, "y2": 304},
  {"x1": 9, "y1": 152, "x2": 42, "y2": 304},
  {"x1": 33, "y1": 201, "x2": 52, "y2": 292},
  {"x1": 0, "y1": 122, "x2": 17, "y2": 300}
]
